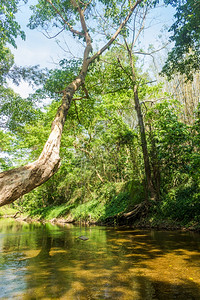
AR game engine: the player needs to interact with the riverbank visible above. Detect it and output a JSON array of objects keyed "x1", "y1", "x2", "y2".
[{"x1": 1, "y1": 205, "x2": 199, "y2": 232}]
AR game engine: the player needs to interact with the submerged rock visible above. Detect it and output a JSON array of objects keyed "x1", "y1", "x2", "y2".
[{"x1": 78, "y1": 235, "x2": 89, "y2": 241}]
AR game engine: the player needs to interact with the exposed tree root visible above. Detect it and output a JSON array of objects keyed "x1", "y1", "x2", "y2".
[
  {"x1": 123, "y1": 201, "x2": 149, "y2": 219},
  {"x1": 104, "y1": 201, "x2": 150, "y2": 226}
]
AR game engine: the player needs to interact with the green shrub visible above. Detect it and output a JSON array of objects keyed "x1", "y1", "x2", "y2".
[{"x1": 159, "y1": 182, "x2": 200, "y2": 224}]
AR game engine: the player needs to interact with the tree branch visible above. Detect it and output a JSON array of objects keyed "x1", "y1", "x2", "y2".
[
  {"x1": 131, "y1": 5, "x2": 148, "y2": 50},
  {"x1": 72, "y1": 96, "x2": 87, "y2": 100},
  {"x1": 41, "y1": 27, "x2": 66, "y2": 39},
  {"x1": 46, "y1": 0, "x2": 84, "y2": 37},
  {"x1": 89, "y1": 0, "x2": 143, "y2": 63}
]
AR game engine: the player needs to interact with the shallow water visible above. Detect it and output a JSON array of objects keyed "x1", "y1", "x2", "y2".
[{"x1": 0, "y1": 218, "x2": 200, "y2": 299}]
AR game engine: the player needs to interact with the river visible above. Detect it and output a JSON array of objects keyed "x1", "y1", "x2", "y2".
[{"x1": 0, "y1": 218, "x2": 200, "y2": 299}]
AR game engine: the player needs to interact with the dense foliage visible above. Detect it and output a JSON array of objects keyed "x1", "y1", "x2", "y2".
[
  {"x1": 9, "y1": 53, "x2": 200, "y2": 227},
  {"x1": 0, "y1": 0, "x2": 200, "y2": 227},
  {"x1": 162, "y1": 0, "x2": 200, "y2": 79}
]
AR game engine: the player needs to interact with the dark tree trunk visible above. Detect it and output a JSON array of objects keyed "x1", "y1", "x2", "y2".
[
  {"x1": 148, "y1": 123, "x2": 161, "y2": 200},
  {"x1": 133, "y1": 86, "x2": 156, "y2": 201}
]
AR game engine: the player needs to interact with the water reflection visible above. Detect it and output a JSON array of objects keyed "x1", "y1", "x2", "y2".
[{"x1": 0, "y1": 218, "x2": 200, "y2": 299}]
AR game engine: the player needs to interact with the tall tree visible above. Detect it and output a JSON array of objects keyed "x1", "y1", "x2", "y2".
[
  {"x1": 123, "y1": 42, "x2": 156, "y2": 201},
  {"x1": 0, "y1": 0, "x2": 145, "y2": 206}
]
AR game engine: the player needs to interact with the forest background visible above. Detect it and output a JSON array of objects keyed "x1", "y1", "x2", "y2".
[{"x1": 0, "y1": 0, "x2": 200, "y2": 228}]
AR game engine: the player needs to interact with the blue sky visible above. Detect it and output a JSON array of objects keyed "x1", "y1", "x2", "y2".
[{"x1": 9, "y1": 0, "x2": 176, "y2": 97}]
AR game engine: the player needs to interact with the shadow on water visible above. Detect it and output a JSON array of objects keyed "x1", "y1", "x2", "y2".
[
  {"x1": 0, "y1": 218, "x2": 200, "y2": 299},
  {"x1": 136, "y1": 275, "x2": 200, "y2": 300}
]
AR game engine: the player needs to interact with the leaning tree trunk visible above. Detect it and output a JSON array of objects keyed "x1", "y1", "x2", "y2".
[{"x1": 0, "y1": 72, "x2": 87, "y2": 207}]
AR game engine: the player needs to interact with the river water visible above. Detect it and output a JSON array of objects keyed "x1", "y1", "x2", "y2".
[{"x1": 0, "y1": 218, "x2": 200, "y2": 299}]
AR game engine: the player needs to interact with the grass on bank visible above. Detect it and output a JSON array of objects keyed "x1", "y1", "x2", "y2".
[
  {"x1": 1, "y1": 179, "x2": 200, "y2": 231},
  {"x1": 0, "y1": 206, "x2": 19, "y2": 216}
]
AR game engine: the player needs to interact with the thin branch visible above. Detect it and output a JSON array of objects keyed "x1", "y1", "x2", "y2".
[
  {"x1": 99, "y1": 58, "x2": 119, "y2": 66},
  {"x1": 94, "y1": 7, "x2": 118, "y2": 36},
  {"x1": 46, "y1": 0, "x2": 84, "y2": 37},
  {"x1": 117, "y1": 57, "x2": 131, "y2": 78},
  {"x1": 124, "y1": 37, "x2": 137, "y2": 82},
  {"x1": 95, "y1": 170, "x2": 104, "y2": 183},
  {"x1": 89, "y1": 0, "x2": 142, "y2": 63},
  {"x1": 134, "y1": 42, "x2": 170, "y2": 56},
  {"x1": 110, "y1": 41, "x2": 126, "y2": 50},
  {"x1": 141, "y1": 97, "x2": 172, "y2": 105},
  {"x1": 82, "y1": 84, "x2": 89, "y2": 98},
  {"x1": 133, "y1": 42, "x2": 169, "y2": 69},
  {"x1": 131, "y1": 5, "x2": 148, "y2": 50},
  {"x1": 41, "y1": 27, "x2": 65, "y2": 39},
  {"x1": 140, "y1": 80, "x2": 157, "y2": 86},
  {"x1": 81, "y1": 0, "x2": 92, "y2": 13},
  {"x1": 72, "y1": 96, "x2": 87, "y2": 100},
  {"x1": 56, "y1": 39, "x2": 80, "y2": 59},
  {"x1": 131, "y1": 5, "x2": 139, "y2": 49}
]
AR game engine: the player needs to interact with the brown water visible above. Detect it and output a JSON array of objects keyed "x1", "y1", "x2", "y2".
[{"x1": 0, "y1": 218, "x2": 200, "y2": 299}]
